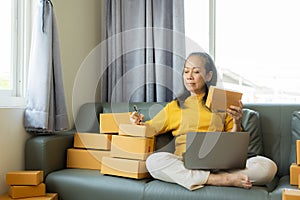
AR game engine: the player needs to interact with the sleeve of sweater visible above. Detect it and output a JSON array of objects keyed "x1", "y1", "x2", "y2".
[
  {"x1": 224, "y1": 114, "x2": 234, "y2": 132},
  {"x1": 145, "y1": 101, "x2": 175, "y2": 136}
]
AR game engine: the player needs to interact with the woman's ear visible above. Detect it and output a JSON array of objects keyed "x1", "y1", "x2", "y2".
[{"x1": 205, "y1": 71, "x2": 213, "y2": 82}]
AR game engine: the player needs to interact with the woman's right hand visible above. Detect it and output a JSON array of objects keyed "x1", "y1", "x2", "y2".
[{"x1": 130, "y1": 111, "x2": 144, "y2": 125}]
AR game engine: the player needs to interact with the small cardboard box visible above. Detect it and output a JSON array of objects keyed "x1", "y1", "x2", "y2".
[
  {"x1": 8, "y1": 183, "x2": 46, "y2": 199},
  {"x1": 67, "y1": 148, "x2": 110, "y2": 170},
  {"x1": 6, "y1": 171, "x2": 44, "y2": 186},
  {"x1": 282, "y1": 189, "x2": 300, "y2": 200},
  {"x1": 296, "y1": 140, "x2": 300, "y2": 165},
  {"x1": 205, "y1": 86, "x2": 243, "y2": 111},
  {"x1": 119, "y1": 124, "x2": 155, "y2": 138},
  {"x1": 0, "y1": 193, "x2": 58, "y2": 200},
  {"x1": 110, "y1": 135, "x2": 155, "y2": 160},
  {"x1": 100, "y1": 113, "x2": 131, "y2": 133},
  {"x1": 101, "y1": 156, "x2": 150, "y2": 179},
  {"x1": 290, "y1": 163, "x2": 300, "y2": 185},
  {"x1": 74, "y1": 132, "x2": 112, "y2": 150}
]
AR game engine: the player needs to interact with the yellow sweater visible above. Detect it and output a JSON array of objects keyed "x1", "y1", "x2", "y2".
[{"x1": 146, "y1": 94, "x2": 234, "y2": 156}]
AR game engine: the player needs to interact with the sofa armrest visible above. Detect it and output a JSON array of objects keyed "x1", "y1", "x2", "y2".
[{"x1": 25, "y1": 131, "x2": 74, "y2": 178}]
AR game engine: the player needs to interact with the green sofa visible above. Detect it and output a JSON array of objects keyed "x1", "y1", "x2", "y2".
[{"x1": 25, "y1": 102, "x2": 300, "y2": 200}]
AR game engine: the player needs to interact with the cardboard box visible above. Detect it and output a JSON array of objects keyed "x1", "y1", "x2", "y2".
[
  {"x1": 205, "y1": 86, "x2": 243, "y2": 111},
  {"x1": 290, "y1": 163, "x2": 300, "y2": 185},
  {"x1": 101, "y1": 156, "x2": 150, "y2": 179},
  {"x1": 119, "y1": 124, "x2": 155, "y2": 138},
  {"x1": 100, "y1": 113, "x2": 131, "y2": 133},
  {"x1": 110, "y1": 135, "x2": 155, "y2": 160},
  {"x1": 0, "y1": 193, "x2": 58, "y2": 200},
  {"x1": 74, "y1": 132, "x2": 112, "y2": 150},
  {"x1": 296, "y1": 140, "x2": 300, "y2": 165},
  {"x1": 282, "y1": 189, "x2": 300, "y2": 200},
  {"x1": 6, "y1": 171, "x2": 44, "y2": 186},
  {"x1": 8, "y1": 183, "x2": 46, "y2": 199},
  {"x1": 67, "y1": 148, "x2": 110, "y2": 170}
]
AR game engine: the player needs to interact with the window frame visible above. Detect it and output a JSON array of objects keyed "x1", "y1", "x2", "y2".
[
  {"x1": 0, "y1": 0, "x2": 31, "y2": 108},
  {"x1": 208, "y1": 0, "x2": 216, "y2": 59},
  {"x1": 185, "y1": 0, "x2": 300, "y2": 103}
]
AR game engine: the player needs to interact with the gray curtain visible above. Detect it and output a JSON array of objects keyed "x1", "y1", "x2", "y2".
[
  {"x1": 102, "y1": 0, "x2": 186, "y2": 103},
  {"x1": 24, "y1": 0, "x2": 69, "y2": 133}
]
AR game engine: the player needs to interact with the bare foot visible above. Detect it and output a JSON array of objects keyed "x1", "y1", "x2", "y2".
[{"x1": 206, "y1": 172, "x2": 252, "y2": 189}]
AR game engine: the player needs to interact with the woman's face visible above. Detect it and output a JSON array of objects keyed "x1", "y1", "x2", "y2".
[{"x1": 183, "y1": 55, "x2": 213, "y2": 96}]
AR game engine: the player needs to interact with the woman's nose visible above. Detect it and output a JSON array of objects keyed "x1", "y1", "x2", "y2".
[{"x1": 186, "y1": 72, "x2": 193, "y2": 80}]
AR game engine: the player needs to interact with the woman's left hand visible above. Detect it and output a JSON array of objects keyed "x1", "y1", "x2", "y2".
[{"x1": 227, "y1": 100, "x2": 243, "y2": 128}]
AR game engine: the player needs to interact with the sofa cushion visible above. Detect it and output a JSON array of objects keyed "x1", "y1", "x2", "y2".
[
  {"x1": 46, "y1": 169, "x2": 150, "y2": 200},
  {"x1": 269, "y1": 175, "x2": 298, "y2": 200},
  {"x1": 74, "y1": 103, "x2": 103, "y2": 132},
  {"x1": 144, "y1": 180, "x2": 269, "y2": 200},
  {"x1": 242, "y1": 108, "x2": 264, "y2": 156},
  {"x1": 290, "y1": 111, "x2": 300, "y2": 164},
  {"x1": 244, "y1": 104, "x2": 300, "y2": 177}
]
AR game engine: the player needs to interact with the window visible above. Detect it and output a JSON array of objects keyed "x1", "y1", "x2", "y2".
[
  {"x1": 184, "y1": 0, "x2": 210, "y2": 54},
  {"x1": 185, "y1": 0, "x2": 300, "y2": 103},
  {"x1": 0, "y1": 1, "x2": 13, "y2": 92},
  {"x1": 0, "y1": 0, "x2": 31, "y2": 107}
]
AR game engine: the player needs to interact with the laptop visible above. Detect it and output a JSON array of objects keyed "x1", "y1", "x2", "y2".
[{"x1": 184, "y1": 132, "x2": 250, "y2": 170}]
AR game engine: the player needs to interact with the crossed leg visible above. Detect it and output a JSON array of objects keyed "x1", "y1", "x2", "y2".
[{"x1": 146, "y1": 152, "x2": 277, "y2": 191}]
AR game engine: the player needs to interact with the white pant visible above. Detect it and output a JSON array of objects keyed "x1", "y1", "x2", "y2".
[{"x1": 146, "y1": 152, "x2": 278, "y2": 191}]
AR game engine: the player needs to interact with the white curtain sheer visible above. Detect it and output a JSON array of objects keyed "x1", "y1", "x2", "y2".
[{"x1": 24, "y1": 0, "x2": 69, "y2": 133}]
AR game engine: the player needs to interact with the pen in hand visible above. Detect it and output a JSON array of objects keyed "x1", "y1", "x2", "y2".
[
  {"x1": 133, "y1": 105, "x2": 139, "y2": 113},
  {"x1": 133, "y1": 105, "x2": 142, "y2": 124}
]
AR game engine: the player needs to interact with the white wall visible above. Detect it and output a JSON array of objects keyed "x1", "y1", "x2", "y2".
[
  {"x1": 0, "y1": 108, "x2": 30, "y2": 195},
  {"x1": 52, "y1": 0, "x2": 103, "y2": 127},
  {"x1": 0, "y1": 0, "x2": 103, "y2": 195}
]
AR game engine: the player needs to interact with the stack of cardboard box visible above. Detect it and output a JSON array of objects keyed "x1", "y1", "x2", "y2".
[
  {"x1": 67, "y1": 132, "x2": 112, "y2": 170},
  {"x1": 100, "y1": 113, "x2": 155, "y2": 179},
  {"x1": 66, "y1": 112, "x2": 155, "y2": 179},
  {"x1": 0, "y1": 171, "x2": 57, "y2": 200},
  {"x1": 283, "y1": 140, "x2": 300, "y2": 199},
  {"x1": 66, "y1": 112, "x2": 131, "y2": 170}
]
